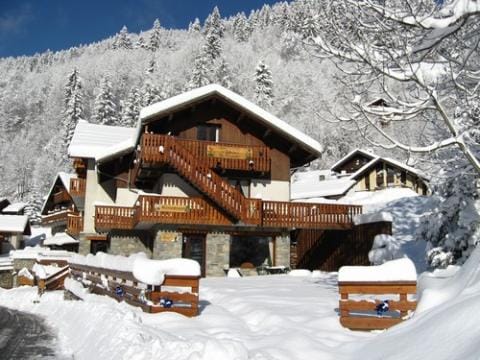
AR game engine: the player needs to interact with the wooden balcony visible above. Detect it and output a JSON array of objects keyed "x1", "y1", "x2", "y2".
[
  {"x1": 94, "y1": 195, "x2": 362, "y2": 231},
  {"x1": 67, "y1": 213, "x2": 84, "y2": 236},
  {"x1": 70, "y1": 178, "x2": 86, "y2": 198},
  {"x1": 42, "y1": 210, "x2": 69, "y2": 225},
  {"x1": 52, "y1": 191, "x2": 70, "y2": 205},
  {"x1": 141, "y1": 134, "x2": 271, "y2": 173}
]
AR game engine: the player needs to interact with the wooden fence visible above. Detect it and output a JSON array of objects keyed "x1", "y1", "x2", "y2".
[
  {"x1": 37, "y1": 266, "x2": 70, "y2": 294},
  {"x1": 69, "y1": 263, "x2": 200, "y2": 317},
  {"x1": 338, "y1": 281, "x2": 417, "y2": 330}
]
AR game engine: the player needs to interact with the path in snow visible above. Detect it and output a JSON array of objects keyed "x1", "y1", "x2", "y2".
[{"x1": 0, "y1": 305, "x2": 58, "y2": 359}]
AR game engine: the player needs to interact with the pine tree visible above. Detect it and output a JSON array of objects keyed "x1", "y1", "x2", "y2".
[
  {"x1": 148, "y1": 19, "x2": 162, "y2": 51},
  {"x1": 93, "y1": 78, "x2": 118, "y2": 125},
  {"x1": 64, "y1": 68, "x2": 84, "y2": 151},
  {"x1": 189, "y1": 18, "x2": 201, "y2": 33},
  {"x1": 112, "y1": 25, "x2": 132, "y2": 49},
  {"x1": 189, "y1": 54, "x2": 211, "y2": 89},
  {"x1": 120, "y1": 88, "x2": 141, "y2": 127},
  {"x1": 233, "y1": 13, "x2": 249, "y2": 42},
  {"x1": 204, "y1": 6, "x2": 224, "y2": 38},
  {"x1": 141, "y1": 82, "x2": 163, "y2": 107},
  {"x1": 203, "y1": 32, "x2": 222, "y2": 60},
  {"x1": 254, "y1": 60, "x2": 274, "y2": 108},
  {"x1": 145, "y1": 58, "x2": 156, "y2": 74},
  {"x1": 135, "y1": 35, "x2": 147, "y2": 49},
  {"x1": 215, "y1": 58, "x2": 232, "y2": 89}
]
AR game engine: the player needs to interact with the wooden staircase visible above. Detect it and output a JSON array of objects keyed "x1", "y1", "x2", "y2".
[{"x1": 139, "y1": 134, "x2": 252, "y2": 223}]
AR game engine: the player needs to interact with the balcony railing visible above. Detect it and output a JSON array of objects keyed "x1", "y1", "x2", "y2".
[
  {"x1": 42, "y1": 210, "x2": 69, "y2": 225},
  {"x1": 94, "y1": 196, "x2": 362, "y2": 231},
  {"x1": 141, "y1": 134, "x2": 271, "y2": 173},
  {"x1": 70, "y1": 178, "x2": 86, "y2": 197},
  {"x1": 67, "y1": 213, "x2": 84, "y2": 236},
  {"x1": 42, "y1": 210, "x2": 84, "y2": 236}
]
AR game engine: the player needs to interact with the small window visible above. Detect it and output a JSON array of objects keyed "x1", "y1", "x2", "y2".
[{"x1": 197, "y1": 124, "x2": 220, "y2": 142}]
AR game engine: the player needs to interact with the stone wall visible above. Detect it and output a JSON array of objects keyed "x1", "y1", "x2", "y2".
[
  {"x1": 13, "y1": 258, "x2": 36, "y2": 272},
  {"x1": 109, "y1": 231, "x2": 153, "y2": 257},
  {"x1": 0, "y1": 271, "x2": 13, "y2": 289},
  {"x1": 206, "y1": 233, "x2": 230, "y2": 277},
  {"x1": 274, "y1": 234, "x2": 290, "y2": 267},
  {"x1": 78, "y1": 235, "x2": 90, "y2": 255},
  {"x1": 153, "y1": 231, "x2": 182, "y2": 260}
]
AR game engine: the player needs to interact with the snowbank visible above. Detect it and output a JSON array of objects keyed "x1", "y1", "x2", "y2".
[
  {"x1": 10, "y1": 246, "x2": 72, "y2": 261},
  {"x1": 368, "y1": 234, "x2": 404, "y2": 265},
  {"x1": 70, "y1": 252, "x2": 200, "y2": 285},
  {"x1": 353, "y1": 212, "x2": 393, "y2": 225},
  {"x1": 338, "y1": 258, "x2": 417, "y2": 282}
]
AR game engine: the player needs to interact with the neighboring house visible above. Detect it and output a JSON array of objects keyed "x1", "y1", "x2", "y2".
[
  {"x1": 41, "y1": 172, "x2": 85, "y2": 240},
  {"x1": 0, "y1": 199, "x2": 10, "y2": 213},
  {"x1": 292, "y1": 149, "x2": 429, "y2": 201},
  {"x1": 0, "y1": 215, "x2": 31, "y2": 253},
  {"x1": 1, "y1": 202, "x2": 27, "y2": 215},
  {"x1": 44, "y1": 84, "x2": 390, "y2": 275}
]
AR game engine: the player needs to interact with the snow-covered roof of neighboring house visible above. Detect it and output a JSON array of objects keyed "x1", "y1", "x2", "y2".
[
  {"x1": 291, "y1": 178, "x2": 356, "y2": 200},
  {"x1": 330, "y1": 148, "x2": 376, "y2": 172},
  {"x1": 1, "y1": 202, "x2": 27, "y2": 214},
  {"x1": 139, "y1": 84, "x2": 323, "y2": 158},
  {"x1": 41, "y1": 172, "x2": 77, "y2": 215},
  {"x1": 0, "y1": 215, "x2": 30, "y2": 233},
  {"x1": 68, "y1": 120, "x2": 137, "y2": 162},
  {"x1": 43, "y1": 232, "x2": 79, "y2": 246}
]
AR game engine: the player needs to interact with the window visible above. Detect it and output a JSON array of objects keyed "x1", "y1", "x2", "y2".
[{"x1": 197, "y1": 124, "x2": 220, "y2": 142}]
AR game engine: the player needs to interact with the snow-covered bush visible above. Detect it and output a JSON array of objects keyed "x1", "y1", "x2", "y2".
[{"x1": 368, "y1": 234, "x2": 403, "y2": 265}]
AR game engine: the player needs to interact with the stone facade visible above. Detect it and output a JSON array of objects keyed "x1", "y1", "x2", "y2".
[
  {"x1": 13, "y1": 258, "x2": 36, "y2": 272},
  {"x1": 274, "y1": 234, "x2": 290, "y2": 267},
  {"x1": 78, "y1": 235, "x2": 91, "y2": 255},
  {"x1": 0, "y1": 271, "x2": 13, "y2": 289},
  {"x1": 206, "y1": 233, "x2": 230, "y2": 277},
  {"x1": 110, "y1": 231, "x2": 153, "y2": 257},
  {"x1": 153, "y1": 231, "x2": 182, "y2": 260}
]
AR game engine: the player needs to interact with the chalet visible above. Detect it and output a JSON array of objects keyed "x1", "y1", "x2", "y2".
[
  {"x1": 292, "y1": 149, "x2": 429, "y2": 201},
  {"x1": 0, "y1": 215, "x2": 31, "y2": 253},
  {"x1": 43, "y1": 85, "x2": 390, "y2": 275}
]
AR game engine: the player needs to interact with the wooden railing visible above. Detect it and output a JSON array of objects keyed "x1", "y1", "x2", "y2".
[
  {"x1": 52, "y1": 190, "x2": 70, "y2": 204},
  {"x1": 67, "y1": 213, "x2": 84, "y2": 236},
  {"x1": 95, "y1": 206, "x2": 138, "y2": 231},
  {"x1": 69, "y1": 263, "x2": 200, "y2": 317},
  {"x1": 141, "y1": 134, "x2": 248, "y2": 221},
  {"x1": 138, "y1": 195, "x2": 231, "y2": 226},
  {"x1": 42, "y1": 210, "x2": 69, "y2": 225},
  {"x1": 37, "y1": 266, "x2": 70, "y2": 294},
  {"x1": 263, "y1": 202, "x2": 362, "y2": 229},
  {"x1": 70, "y1": 178, "x2": 86, "y2": 197},
  {"x1": 174, "y1": 137, "x2": 271, "y2": 173},
  {"x1": 339, "y1": 281, "x2": 417, "y2": 330}
]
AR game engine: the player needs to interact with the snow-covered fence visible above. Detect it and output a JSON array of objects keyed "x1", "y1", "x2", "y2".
[
  {"x1": 69, "y1": 262, "x2": 201, "y2": 317},
  {"x1": 338, "y1": 259, "x2": 417, "y2": 330},
  {"x1": 36, "y1": 265, "x2": 70, "y2": 294}
]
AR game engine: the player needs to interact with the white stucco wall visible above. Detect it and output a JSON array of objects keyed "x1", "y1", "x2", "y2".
[
  {"x1": 154, "y1": 173, "x2": 200, "y2": 198},
  {"x1": 250, "y1": 180, "x2": 290, "y2": 201}
]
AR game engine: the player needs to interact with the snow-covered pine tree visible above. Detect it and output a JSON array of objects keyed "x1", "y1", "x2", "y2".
[
  {"x1": 63, "y1": 68, "x2": 84, "y2": 151},
  {"x1": 120, "y1": 87, "x2": 141, "y2": 127},
  {"x1": 93, "y1": 78, "x2": 118, "y2": 125},
  {"x1": 112, "y1": 25, "x2": 132, "y2": 50},
  {"x1": 233, "y1": 12, "x2": 249, "y2": 42},
  {"x1": 145, "y1": 58, "x2": 156, "y2": 74},
  {"x1": 258, "y1": 5, "x2": 272, "y2": 29},
  {"x1": 188, "y1": 18, "x2": 201, "y2": 33},
  {"x1": 135, "y1": 35, "x2": 147, "y2": 49},
  {"x1": 188, "y1": 54, "x2": 211, "y2": 89},
  {"x1": 254, "y1": 60, "x2": 274, "y2": 108},
  {"x1": 141, "y1": 82, "x2": 163, "y2": 107},
  {"x1": 204, "y1": 6, "x2": 224, "y2": 38},
  {"x1": 215, "y1": 58, "x2": 232, "y2": 89},
  {"x1": 203, "y1": 31, "x2": 222, "y2": 60},
  {"x1": 148, "y1": 19, "x2": 162, "y2": 51}
]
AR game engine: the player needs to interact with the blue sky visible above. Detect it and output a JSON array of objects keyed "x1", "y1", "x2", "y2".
[{"x1": 0, "y1": 0, "x2": 284, "y2": 58}]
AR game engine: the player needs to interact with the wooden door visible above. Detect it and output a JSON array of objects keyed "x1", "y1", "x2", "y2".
[{"x1": 182, "y1": 234, "x2": 206, "y2": 277}]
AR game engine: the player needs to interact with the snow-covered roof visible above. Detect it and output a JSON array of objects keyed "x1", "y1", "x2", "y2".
[
  {"x1": 330, "y1": 148, "x2": 376, "y2": 172},
  {"x1": 68, "y1": 120, "x2": 137, "y2": 161},
  {"x1": 1, "y1": 202, "x2": 27, "y2": 213},
  {"x1": 139, "y1": 84, "x2": 323, "y2": 158},
  {"x1": 353, "y1": 212, "x2": 393, "y2": 225},
  {"x1": 291, "y1": 178, "x2": 356, "y2": 200},
  {"x1": 0, "y1": 215, "x2": 30, "y2": 233},
  {"x1": 43, "y1": 232, "x2": 79, "y2": 246}
]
